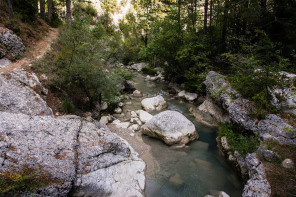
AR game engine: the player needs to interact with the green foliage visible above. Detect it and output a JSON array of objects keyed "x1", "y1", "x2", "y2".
[
  {"x1": 61, "y1": 97, "x2": 76, "y2": 113},
  {"x1": 34, "y1": 10, "x2": 123, "y2": 110},
  {"x1": 47, "y1": 1, "x2": 63, "y2": 28},
  {"x1": 224, "y1": 31, "x2": 288, "y2": 118},
  {"x1": 4, "y1": 19, "x2": 22, "y2": 35},
  {"x1": 218, "y1": 123, "x2": 260, "y2": 155},
  {"x1": 73, "y1": 2, "x2": 98, "y2": 17},
  {"x1": 141, "y1": 66, "x2": 157, "y2": 76},
  {"x1": 0, "y1": 165, "x2": 58, "y2": 195},
  {"x1": 115, "y1": 68, "x2": 135, "y2": 81}
]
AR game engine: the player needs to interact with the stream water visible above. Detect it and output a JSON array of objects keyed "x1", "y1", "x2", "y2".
[{"x1": 122, "y1": 73, "x2": 243, "y2": 197}]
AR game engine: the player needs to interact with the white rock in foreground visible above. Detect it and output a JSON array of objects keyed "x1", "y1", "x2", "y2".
[
  {"x1": 142, "y1": 110, "x2": 198, "y2": 145},
  {"x1": 141, "y1": 95, "x2": 167, "y2": 112}
]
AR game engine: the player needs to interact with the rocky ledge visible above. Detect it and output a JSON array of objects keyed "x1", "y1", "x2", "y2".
[
  {"x1": 203, "y1": 71, "x2": 296, "y2": 145},
  {"x1": 194, "y1": 71, "x2": 296, "y2": 197},
  {"x1": 0, "y1": 66, "x2": 145, "y2": 196}
]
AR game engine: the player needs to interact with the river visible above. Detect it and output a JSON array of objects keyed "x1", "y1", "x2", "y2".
[{"x1": 114, "y1": 72, "x2": 243, "y2": 197}]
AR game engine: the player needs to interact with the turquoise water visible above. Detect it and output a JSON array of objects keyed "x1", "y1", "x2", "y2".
[{"x1": 124, "y1": 73, "x2": 243, "y2": 197}]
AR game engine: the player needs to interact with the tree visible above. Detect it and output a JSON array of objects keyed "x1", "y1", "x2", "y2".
[
  {"x1": 203, "y1": 0, "x2": 208, "y2": 33},
  {"x1": 66, "y1": 0, "x2": 71, "y2": 20},
  {"x1": 48, "y1": 0, "x2": 52, "y2": 21},
  {"x1": 40, "y1": 0, "x2": 45, "y2": 18},
  {"x1": 7, "y1": 0, "x2": 14, "y2": 20}
]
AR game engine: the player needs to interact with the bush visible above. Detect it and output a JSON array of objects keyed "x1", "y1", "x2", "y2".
[
  {"x1": 33, "y1": 11, "x2": 122, "y2": 110},
  {"x1": 73, "y1": 2, "x2": 98, "y2": 17},
  {"x1": 61, "y1": 97, "x2": 76, "y2": 113},
  {"x1": 218, "y1": 123, "x2": 260, "y2": 155},
  {"x1": 115, "y1": 68, "x2": 135, "y2": 81},
  {"x1": 141, "y1": 66, "x2": 157, "y2": 76}
]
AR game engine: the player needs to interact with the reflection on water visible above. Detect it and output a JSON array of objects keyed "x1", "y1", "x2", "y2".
[{"x1": 124, "y1": 73, "x2": 243, "y2": 197}]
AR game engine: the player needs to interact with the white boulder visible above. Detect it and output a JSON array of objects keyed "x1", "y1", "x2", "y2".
[
  {"x1": 141, "y1": 95, "x2": 167, "y2": 112},
  {"x1": 142, "y1": 110, "x2": 199, "y2": 145}
]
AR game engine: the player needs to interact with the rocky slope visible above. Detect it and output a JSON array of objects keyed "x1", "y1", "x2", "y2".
[{"x1": 0, "y1": 29, "x2": 145, "y2": 197}]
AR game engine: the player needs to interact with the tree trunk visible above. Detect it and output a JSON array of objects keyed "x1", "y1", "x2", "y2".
[
  {"x1": 221, "y1": 0, "x2": 229, "y2": 51},
  {"x1": 66, "y1": 0, "x2": 71, "y2": 20},
  {"x1": 209, "y1": 0, "x2": 213, "y2": 27},
  {"x1": 40, "y1": 0, "x2": 45, "y2": 18},
  {"x1": 7, "y1": 0, "x2": 14, "y2": 20},
  {"x1": 177, "y1": 0, "x2": 181, "y2": 34},
  {"x1": 48, "y1": 0, "x2": 52, "y2": 21},
  {"x1": 203, "y1": 0, "x2": 208, "y2": 34},
  {"x1": 259, "y1": 0, "x2": 267, "y2": 29}
]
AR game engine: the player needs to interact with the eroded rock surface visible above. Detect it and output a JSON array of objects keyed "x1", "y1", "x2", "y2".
[
  {"x1": 258, "y1": 114, "x2": 296, "y2": 145},
  {"x1": 242, "y1": 153, "x2": 271, "y2": 197},
  {"x1": 142, "y1": 110, "x2": 198, "y2": 145},
  {"x1": 0, "y1": 112, "x2": 79, "y2": 196},
  {"x1": 0, "y1": 27, "x2": 25, "y2": 59},
  {"x1": 190, "y1": 97, "x2": 230, "y2": 127},
  {"x1": 0, "y1": 68, "x2": 146, "y2": 196},
  {"x1": 0, "y1": 68, "x2": 52, "y2": 116}
]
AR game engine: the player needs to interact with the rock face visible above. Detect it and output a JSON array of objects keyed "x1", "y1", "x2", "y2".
[
  {"x1": 0, "y1": 69, "x2": 146, "y2": 196},
  {"x1": 0, "y1": 112, "x2": 79, "y2": 196},
  {"x1": 73, "y1": 121, "x2": 145, "y2": 197},
  {"x1": 270, "y1": 87, "x2": 296, "y2": 115},
  {"x1": 141, "y1": 95, "x2": 167, "y2": 112},
  {"x1": 0, "y1": 27, "x2": 25, "y2": 59},
  {"x1": 0, "y1": 68, "x2": 52, "y2": 116},
  {"x1": 242, "y1": 153, "x2": 271, "y2": 197},
  {"x1": 258, "y1": 114, "x2": 296, "y2": 145},
  {"x1": 204, "y1": 71, "x2": 296, "y2": 142},
  {"x1": 204, "y1": 71, "x2": 239, "y2": 109},
  {"x1": 204, "y1": 71, "x2": 257, "y2": 132},
  {"x1": 189, "y1": 98, "x2": 230, "y2": 127},
  {"x1": 142, "y1": 110, "x2": 199, "y2": 145}
]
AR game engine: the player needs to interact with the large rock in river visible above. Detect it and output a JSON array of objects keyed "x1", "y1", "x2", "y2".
[
  {"x1": 142, "y1": 110, "x2": 199, "y2": 145},
  {"x1": 141, "y1": 95, "x2": 167, "y2": 112}
]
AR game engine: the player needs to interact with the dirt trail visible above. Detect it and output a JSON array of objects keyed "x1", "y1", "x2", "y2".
[{"x1": 0, "y1": 28, "x2": 58, "y2": 74}]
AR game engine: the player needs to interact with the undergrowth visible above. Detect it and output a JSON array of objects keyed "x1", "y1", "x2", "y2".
[
  {"x1": 218, "y1": 123, "x2": 260, "y2": 155},
  {"x1": 141, "y1": 66, "x2": 157, "y2": 76},
  {"x1": 260, "y1": 140, "x2": 296, "y2": 196},
  {"x1": 0, "y1": 165, "x2": 61, "y2": 195}
]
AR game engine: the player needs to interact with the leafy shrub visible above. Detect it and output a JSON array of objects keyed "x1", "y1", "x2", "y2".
[
  {"x1": 34, "y1": 11, "x2": 122, "y2": 110},
  {"x1": 141, "y1": 66, "x2": 157, "y2": 76},
  {"x1": 218, "y1": 123, "x2": 260, "y2": 155},
  {"x1": 73, "y1": 2, "x2": 98, "y2": 17}
]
